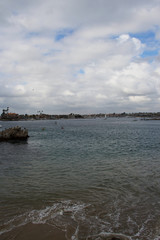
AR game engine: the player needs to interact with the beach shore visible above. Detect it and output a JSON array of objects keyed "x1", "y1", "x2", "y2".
[{"x1": 0, "y1": 223, "x2": 67, "y2": 240}]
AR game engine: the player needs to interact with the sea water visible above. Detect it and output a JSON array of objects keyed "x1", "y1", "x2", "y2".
[{"x1": 0, "y1": 118, "x2": 160, "y2": 240}]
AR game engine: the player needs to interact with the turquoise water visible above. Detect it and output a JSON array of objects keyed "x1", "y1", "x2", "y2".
[{"x1": 0, "y1": 118, "x2": 160, "y2": 239}]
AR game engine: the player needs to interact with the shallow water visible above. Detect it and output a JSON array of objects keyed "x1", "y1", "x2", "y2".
[{"x1": 0, "y1": 118, "x2": 160, "y2": 239}]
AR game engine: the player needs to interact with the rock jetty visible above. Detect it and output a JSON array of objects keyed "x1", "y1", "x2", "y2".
[{"x1": 0, "y1": 126, "x2": 29, "y2": 141}]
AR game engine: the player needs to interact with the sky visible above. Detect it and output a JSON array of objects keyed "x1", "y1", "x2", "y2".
[{"x1": 0, "y1": 0, "x2": 160, "y2": 114}]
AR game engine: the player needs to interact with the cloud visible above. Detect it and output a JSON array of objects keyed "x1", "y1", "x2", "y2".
[{"x1": 0, "y1": 0, "x2": 160, "y2": 114}]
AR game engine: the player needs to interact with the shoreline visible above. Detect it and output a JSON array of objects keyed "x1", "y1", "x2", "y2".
[
  {"x1": 1, "y1": 116, "x2": 160, "y2": 122},
  {"x1": 0, "y1": 223, "x2": 67, "y2": 240},
  {"x1": 0, "y1": 222, "x2": 132, "y2": 240}
]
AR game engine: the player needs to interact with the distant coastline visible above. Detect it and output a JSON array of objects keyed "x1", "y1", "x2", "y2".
[{"x1": 1, "y1": 110, "x2": 160, "y2": 121}]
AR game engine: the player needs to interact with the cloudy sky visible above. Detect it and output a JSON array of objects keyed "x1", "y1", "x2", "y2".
[{"x1": 0, "y1": 0, "x2": 160, "y2": 114}]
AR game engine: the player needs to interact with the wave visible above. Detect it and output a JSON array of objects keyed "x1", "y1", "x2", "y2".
[{"x1": 0, "y1": 200, "x2": 159, "y2": 240}]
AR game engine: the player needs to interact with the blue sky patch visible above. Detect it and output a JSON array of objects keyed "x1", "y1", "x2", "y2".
[
  {"x1": 55, "y1": 28, "x2": 74, "y2": 41},
  {"x1": 130, "y1": 30, "x2": 156, "y2": 44},
  {"x1": 141, "y1": 49, "x2": 159, "y2": 58},
  {"x1": 73, "y1": 68, "x2": 85, "y2": 77},
  {"x1": 130, "y1": 30, "x2": 160, "y2": 59},
  {"x1": 130, "y1": 30, "x2": 160, "y2": 53},
  {"x1": 111, "y1": 30, "x2": 160, "y2": 47},
  {"x1": 79, "y1": 69, "x2": 85, "y2": 74},
  {"x1": 110, "y1": 35, "x2": 118, "y2": 40}
]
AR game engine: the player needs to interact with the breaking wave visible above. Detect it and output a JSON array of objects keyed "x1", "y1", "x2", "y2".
[{"x1": 0, "y1": 200, "x2": 160, "y2": 240}]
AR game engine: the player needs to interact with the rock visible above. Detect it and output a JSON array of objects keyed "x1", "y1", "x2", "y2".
[
  {"x1": 87, "y1": 233, "x2": 130, "y2": 240},
  {"x1": 0, "y1": 126, "x2": 29, "y2": 141},
  {"x1": 110, "y1": 237, "x2": 121, "y2": 240}
]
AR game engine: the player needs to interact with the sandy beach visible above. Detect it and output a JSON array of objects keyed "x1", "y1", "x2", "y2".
[
  {"x1": 0, "y1": 222, "x2": 132, "y2": 240},
  {"x1": 0, "y1": 223, "x2": 67, "y2": 240}
]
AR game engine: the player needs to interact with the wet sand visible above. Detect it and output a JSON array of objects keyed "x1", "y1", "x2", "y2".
[
  {"x1": 0, "y1": 222, "x2": 132, "y2": 240},
  {"x1": 0, "y1": 223, "x2": 67, "y2": 240}
]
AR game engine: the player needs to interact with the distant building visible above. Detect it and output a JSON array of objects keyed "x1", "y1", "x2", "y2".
[{"x1": 1, "y1": 108, "x2": 19, "y2": 120}]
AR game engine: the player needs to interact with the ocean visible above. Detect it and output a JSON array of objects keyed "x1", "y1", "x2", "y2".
[{"x1": 0, "y1": 118, "x2": 160, "y2": 240}]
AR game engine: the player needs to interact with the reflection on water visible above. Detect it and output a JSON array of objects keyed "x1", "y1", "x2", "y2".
[{"x1": 0, "y1": 118, "x2": 160, "y2": 239}]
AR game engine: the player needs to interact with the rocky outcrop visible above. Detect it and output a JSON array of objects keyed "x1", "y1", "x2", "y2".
[{"x1": 0, "y1": 126, "x2": 29, "y2": 141}]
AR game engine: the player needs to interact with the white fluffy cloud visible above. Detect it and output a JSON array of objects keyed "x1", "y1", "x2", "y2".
[{"x1": 0, "y1": 0, "x2": 160, "y2": 114}]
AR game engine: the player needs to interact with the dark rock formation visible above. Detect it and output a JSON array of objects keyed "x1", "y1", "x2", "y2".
[
  {"x1": 87, "y1": 233, "x2": 130, "y2": 240},
  {"x1": 0, "y1": 126, "x2": 29, "y2": 141}
]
